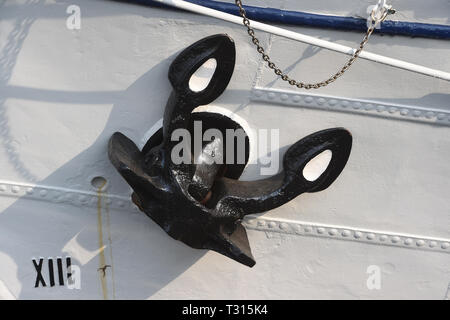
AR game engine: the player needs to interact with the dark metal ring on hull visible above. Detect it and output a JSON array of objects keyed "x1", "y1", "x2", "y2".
[{"x1": 108, "y1": 34, "x2": 353, "y2": 267}]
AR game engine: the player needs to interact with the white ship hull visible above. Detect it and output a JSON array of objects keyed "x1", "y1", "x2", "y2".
[{"x1": 0, "y1": 0, "x2": 449, "y2": 299}]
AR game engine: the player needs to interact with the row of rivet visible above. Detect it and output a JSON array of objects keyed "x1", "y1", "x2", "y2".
[
  {"x1": 1, "y1": 182, "x2": 447, "y2": 252},
  {"x1": 0, "y1": 182, "x2": 138, "y2": 212},
  {"x1": 251, "y1": 88, "x2": 450, "y2": 125},
  {"x1": 243, "y1": 218, "x2": 450, "y2": 253}
]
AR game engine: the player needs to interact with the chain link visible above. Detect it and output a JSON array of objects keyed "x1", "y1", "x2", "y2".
[{"x1": 235, "y1": 0, "x2": 378, "y2": 89}]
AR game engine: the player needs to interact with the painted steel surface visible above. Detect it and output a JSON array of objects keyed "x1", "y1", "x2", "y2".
[{"x1": 0, "y1": 0, "x2": 448, "y2": 299}]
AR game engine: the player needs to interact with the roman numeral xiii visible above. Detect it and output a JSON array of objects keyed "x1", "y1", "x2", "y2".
[{"x1": 32, "y1": 257, "x2": 73, "y2": 288}]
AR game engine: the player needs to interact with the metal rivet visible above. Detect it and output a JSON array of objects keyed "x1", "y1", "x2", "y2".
[
  {"x1": 376, "y1": 105, "x2": 385, "y2": 113},
  {"x1": 257, "y1": 220, "x2": 266, "y2": 227},
  {"x1": 342, "y1": 230, "x2": 351, "y2": 237},
  {"x1": 425, "y1": 112, "x2": 435, "y2": 119},
  {"x1": 11, "y1": 186, "x2": 20, "y2": 193},
  {"x1": 416, "y1": 240, "x2": 425, "y2": 247},
  {"x1": 254, "y1": 90, "x2": 263, "y2": 98},
  {"x1": 353, "y1": 102, "x2": 362, "y2": 110},
  {"x1": 305, "y1": 96, "x2": 313, "y2": 103},
  {"x1": 366, "y1": 233, "x2": 375, "y2": 240},
  {"x1": 380, "y1": 235, "x2": 388, "y2": 242},
  {"x1": 268, "y1": 92, "x2": 276, "y2": 100},
  {"x1": 280, "y1": 94, "x2": 289, "y2": 101},
  {"x1": 279, "y1": 222, "x2": 289, "y2": 230},
  {"x1": 437, "y1": 113, "x2": 446, "y2": 120},
  {"x1": 404, "y1": 238, "x2": 413, "y2": 245},
  {"x1": 268, "y1": 221, "x2": 277, "y2": 228},
  {"x1": 292, "y1": 95, "x2": 301, "y2": 103},
  {"x1": 328, "y1": 99, "x2": 337, "y2": 106},
  {"x1": 388, "y1": 107, "x2": 397, "y2": 114},
  {"x1": 412, "y1": 110, "x2": 422, "y2": 117},
  {"x1": 429, "y1": 241, "x2": 437, "y2": 248},
  {"x1": 329, "y1": 228, "x2": 338, "y2": 236},
  {"x1": 400, "y1": 109, "x2": 409, "y2": 116},
  {"x1": 317, "y1": 227, "x2": 325, "y2": 234},
  {"x1": 442, "y1": 242, "x2": 449, "y2": 249},
  {"x1": 391, "y1": 236, "x2": 400, "y2": 243},
  {"x1": 354, "y1": 231, "x2": 363, "y2": 239}
]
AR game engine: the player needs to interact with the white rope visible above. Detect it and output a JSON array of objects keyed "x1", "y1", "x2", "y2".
[{"x1": 153, "y1": 0, "x2": 450, "y2": 82}]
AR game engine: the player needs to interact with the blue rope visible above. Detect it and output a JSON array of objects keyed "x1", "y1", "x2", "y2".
[{"x1": 126, "y1": 0, "x2": 450, "y2": 40}]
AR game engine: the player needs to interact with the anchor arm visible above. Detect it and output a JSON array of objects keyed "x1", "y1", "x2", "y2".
[{"x1": 210, "y1": 128, "x2": 352, "y2": 216}]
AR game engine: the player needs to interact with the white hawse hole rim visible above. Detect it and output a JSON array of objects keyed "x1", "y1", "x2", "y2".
[
  {"x1": 302, "y1": 150, "x2": 332, "y2": 181},
  {"x1": 188, "y1": 58, "x2": 217, "y2": 92}
]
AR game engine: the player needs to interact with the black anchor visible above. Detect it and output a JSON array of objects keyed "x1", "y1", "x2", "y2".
[{"x1": 108, "y1": 34, "x2": 352, "y2": 267}]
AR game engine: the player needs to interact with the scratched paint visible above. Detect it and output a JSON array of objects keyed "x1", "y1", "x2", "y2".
[
  {"x1": 104, "y1": 195, "x2": 116, "y2": 299},
  {"x1": 96, "y1": 180, "x2": 108, "y2": 300}
]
